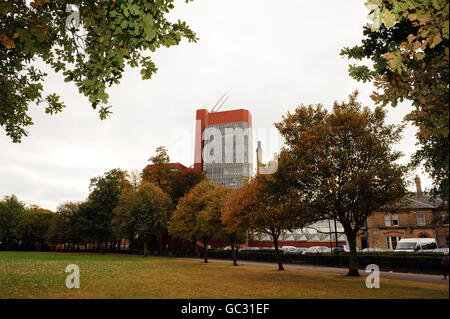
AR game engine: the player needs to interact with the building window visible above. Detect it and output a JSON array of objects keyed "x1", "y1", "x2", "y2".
[
  {"x1": 416, "y1": 213, "x2": 426, "y2": 225},
  {"x1": 384, "y1": 214, "x2": 391, "y2": 226},
  {"x1": 392, "y1": 214, "x2": 399, "y2": 226},
  {"x1": 386, "y1": 236, "x2": 401, "y2": 249},
  {"x1": 442, "y1": 215, "x2": 449, "y2": 226}
]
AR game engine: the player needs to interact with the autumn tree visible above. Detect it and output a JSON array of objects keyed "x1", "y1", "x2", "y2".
[
  {"x1": 197, "y1": 185, "x2": 232, "y2": 263},
  {"x1": 143, "y1": 146, "x2": 172, "y2": 190},
  {"x1": 250, "y1": 160, "x2": 311, "y2": 271},
  {"x1": 341, "y1": 0, "x2": 449, "y2": 205},
  {"x1": 221, "y1": 184, "x2": 254, "y2": 266},
  {"x1": 169, "y1": 180, "x2": 231, "y2": 263},
  {"x1": 0, "y1": 1, "x2": 197, "y2": 142},
  {"x1": 275, "y1": 91, "x2": 408, "y2": 276}
]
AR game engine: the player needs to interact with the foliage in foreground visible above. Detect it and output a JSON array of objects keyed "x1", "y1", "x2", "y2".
[
  {"x1": 0, "y1": 0, "x2": 196, "y2": 142},
  {"x1": 341, "y1": 0, "x2": 449, "y2": 205}
]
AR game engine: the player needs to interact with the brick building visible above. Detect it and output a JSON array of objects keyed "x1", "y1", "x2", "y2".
[{"x1": 357, "y1": 176, "x2": 449, "y2": 249}]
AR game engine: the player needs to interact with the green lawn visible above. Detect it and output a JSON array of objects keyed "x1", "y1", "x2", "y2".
[{"x1": 0, "y1": 251, "x2": 447, "y2": 299}]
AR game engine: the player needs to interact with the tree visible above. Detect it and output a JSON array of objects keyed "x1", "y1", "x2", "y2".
[
  {"x1": 168, "y1": 167, "x2": 206, "y2": 205},
  {"x1": 112, "y1": 185, "x2": 139, "y2": 251},
  {"x1": 275, "y1": 91, "x2": 408, "y2": 276},
  {"x1": 143, "y1": 146, "x2": 172, "y2": 189},
  {"x1": 143, "y1": 147, "x2": 206, "y2": 205},
  {"x1": 76, "y1": 200, "x2": 100, "y2": 250},
  {"x1": 47, "y1": 202, "x2": 83, "y2": 251},
  {"x1": 11, "y1": 206, "x2": 53, "y2": 251},
  {"x1": 249, "y1": 163, "x2": 309, "y2": 271},
  {"x1": 341, "y1": 0, "x2": 449, "y2": 205},
  {"x1": 0, "y1": 1, "x2": 197, "y2": 142},
  {"x1": 134, "y1": 182, "x2": 172, "y2": 257},
  {"x1": 196, "y1": 185, "x2": 231, "y2": 263},
  {"x1": 87, "y1": 168, "x2": 128, "y2": 253},
  {"x1": 0, "y1": 195, "x2": 26, "y2": 249},
  {"x1": 169, "y1": 180, "x2": 231, "y2": 263},
  {"x1": 221, "y1": 184, "x2": 254, "y2": 266}
]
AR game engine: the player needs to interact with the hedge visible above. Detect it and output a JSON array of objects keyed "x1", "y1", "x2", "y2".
[{"x1": 203, "y1": 250, "x2": 445, "y2": 275}]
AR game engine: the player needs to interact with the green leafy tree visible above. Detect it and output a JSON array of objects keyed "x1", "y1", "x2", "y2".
[
  {"x1": 275, "y1": 91, "x2": 408, "y2": 276},
  {"x1": 112, "y1": 185, "x2": 139, "y2": 251},
  {"x1": 47, "y1": 202, "x2": 83, "y2": 250},
  {"x1": 0, "y1": 1, "x2": 197, "y2": 142},
  {"x1": 341, "y1": 0, "x2": 449, "y2": 205},
  {"x1": 12, "y1": 206, "x2": 53, "y2": 251},
  {"x1": 87, "y1": 168, "x2": 128, "y2": 253},
  {"x1": 0, "y1": 195, "x2": 26, "y2": 249},
  {"x1": 168, "y1": 167, "x2": 206, "y2": 205},
  {"x1": 135, "y1": 182, "x2": 172, "y2": 256}
]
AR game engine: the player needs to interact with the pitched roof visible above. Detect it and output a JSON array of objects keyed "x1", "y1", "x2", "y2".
[{"x1": 406, "y1": 195, "x2": 444, "y2": 210}]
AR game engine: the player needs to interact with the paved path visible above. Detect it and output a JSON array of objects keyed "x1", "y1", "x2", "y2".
[{"x1": 181, "y1": 257, "x2": 449, "y2": 285}]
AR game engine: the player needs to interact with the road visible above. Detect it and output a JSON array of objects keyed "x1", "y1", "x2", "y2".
[{"x1": 184, "y1": 257, "x2": 449, "y2": 285}]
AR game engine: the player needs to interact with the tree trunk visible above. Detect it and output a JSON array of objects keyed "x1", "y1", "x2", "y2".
[
  {"x1": 273, "y1": 235, "x2": 284, "y2": 271},
  {"x1": 347, "y1": 234, "x2": 360, "y2": 276},
  {"x1": 158, "y1": 235, "x2": 163, "y2": 255},
  {"x1": 100, "y1": 240, "x2": 105, "y2": 255},
  {"x1": 231, "y1": 243, "x2": 238, "y2": 266},
  {"x1": 203, "y1": 241, "x2": 208, "y2": 263},
  {"x1": 192, "y1": 238, "x2": 198, "y2": 257},
  {"x1": 143, "y1": 240, "x2": 148, "y2": 257}
]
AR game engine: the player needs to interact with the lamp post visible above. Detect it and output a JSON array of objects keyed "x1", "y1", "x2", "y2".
[
  {"x1": 334, "y1": 217, "x2": 338, "y2": 247},
  {"x1": 328, "y1": 219, "x2": 333, "y2": 252}
]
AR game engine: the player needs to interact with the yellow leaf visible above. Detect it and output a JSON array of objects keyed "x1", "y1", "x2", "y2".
[{"x1": 0, "y1": 35, "x2": 16, "y2": 49}]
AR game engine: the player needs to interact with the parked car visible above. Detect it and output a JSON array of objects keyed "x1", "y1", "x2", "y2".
[
  {"x1": 395, "y1": 238, "x2": 438, "y2": 252},
  {"x1": 432, "y1": 248, "x2": 449, "y2": 254},
  {"x1": 282, "y1": 247, "x2": 297, "y2": 254},
  {"x1": 283, "y1": 247, "x2": 307, "y2": 254},
  {"x1": 293, "y1": 247, "x2": 308, "y2": 254},
  {"x1": 303, "y1": 246, "x2": 330, "y2": 254},
  {"x1": 239, "y1": 247, "x2": 261, "y2": 251}
]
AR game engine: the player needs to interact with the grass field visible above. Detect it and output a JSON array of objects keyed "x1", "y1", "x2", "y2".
[{"x1": 0, "y1": 252, "x2": 447, "y2": 299}]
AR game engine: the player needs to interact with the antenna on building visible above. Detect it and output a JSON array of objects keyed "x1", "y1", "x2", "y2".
[
  {"x1": 215, "y1": 96, "x2": 229, "y2": 113},
  {"x1": 211, "y1": 92, "x2": 229, "y2": 113}
]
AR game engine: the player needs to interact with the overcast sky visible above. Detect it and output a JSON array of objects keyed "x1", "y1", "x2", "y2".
[{"x1": 0, "y1": 0, "x2": 430, "y2": 210}]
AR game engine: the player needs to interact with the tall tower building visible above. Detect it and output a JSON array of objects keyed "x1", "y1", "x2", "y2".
[
  {"x1": 256, "y1": 140, "x2": 263, "y2": 175},
  {"x1": 194, "y1": 108, "x2": 253, "y2": 188}
]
